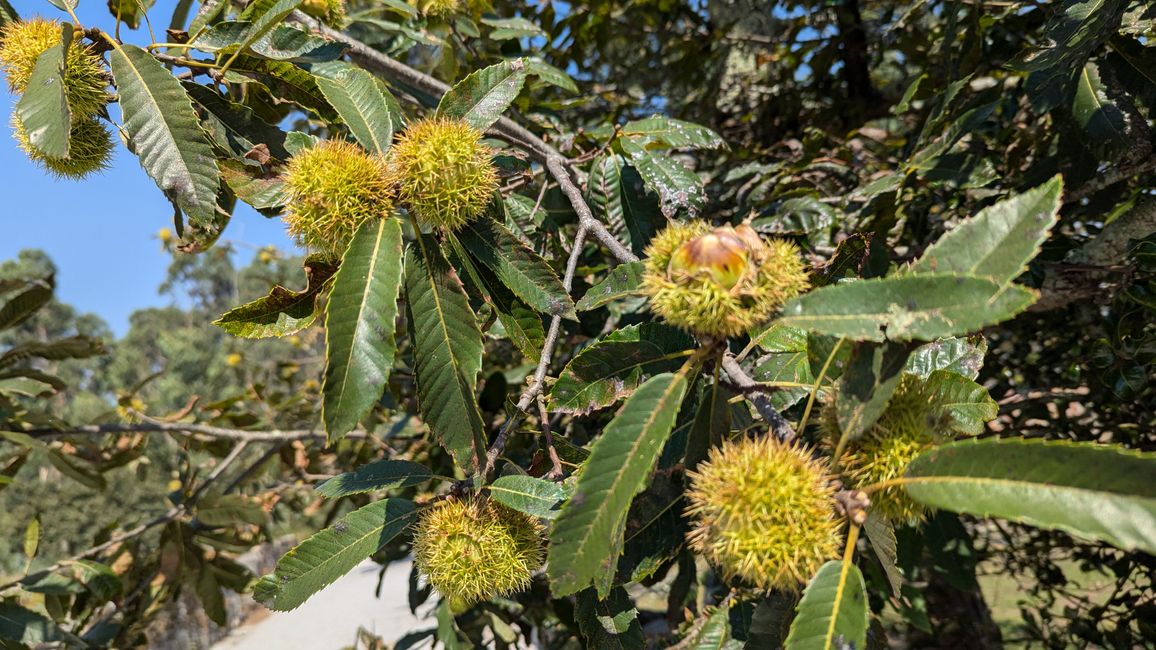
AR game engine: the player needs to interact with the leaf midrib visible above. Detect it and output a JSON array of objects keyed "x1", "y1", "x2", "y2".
[{"x1": 328, "y1": 219, "x2": 388, "y2": 418}]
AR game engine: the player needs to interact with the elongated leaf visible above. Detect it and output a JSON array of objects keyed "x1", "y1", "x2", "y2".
[
  {"x1": 191, "y1": 22, "x2": 345, "y2": 62},
  {"x1": 1073, "y1": 61, "x2": 1142, "y2": 159},
  {"x1": 0, "y1": 336, "x2": 103, "y2": 368},
  {"x1": 322, "y1": 218, "x2": 405, "y2": 443},
  {"x1": 547, "y1": 323, "x2": 694, "y2": 415},
  {"x1": 405, "y1": 239, "x2": 486, "y2": 472},
  {"x1": 834, "y1": 341, "x2": 911, "y2": 447},
  {"x1": 784, "y1": 560, "x2": 868, "y2": 650},
  {"x1": 16, "y1": 37, "x2": 70, "y2": 158},
  {"x1": 863, "y1": 512, "x2": 902, "y2": 597},
  {"x1": 621, "y1": 116, "x2": 724, "y2": 150},
  {"x1": 524, "y1": 56, "x2": 577, "y2": 93},
  {"x1": 0, "y1": 278, "x2": 53, "y2": 330},
  {"x1": 314, "y1": 62, "x2": 402, "y2": 154},
  {"x1": 588, "y1": 154, "x2": 663, "y2": 256},
  {"x1": 921, "y1": 370, "x2": 997, "y2": 436},
  {"x1": 750, "y1": 323, "x2": 814, "y2": 410},
  {"x1": 185, "y1": 83, "x2": 290, "y2": 161},
  {"x1": 0, "y1": 0, "x2": 19, "y2": 26},
  {"x1": 904, "y1": 438, "x2": 1156, "y2": 554},
  {"x1": 576, "y1": 261, "x2": 645, "y2": 311},
  {"x1": 196, "y1": 494, "x2": 266, "y2": 527},
  {"x1": 910, "y1": 176, "x2": 1062, "y2": 286},
  {"x1": 109, "y1": 0, "x2": 157, "y2": 30},
  {"x1": 904, "y1": 336, "x2": 986, "y2": 380},
  {"x1": 459, "y1": 216, "x2": 574, "y2": 318},
  {"x1": 215, "y1": 257, "x2": 336, "y2": 338},
  {"x1": 436, "y1": 58, "x2": 527, "y2": 131},
  {"x1": 488, "y1": 475, "x2": 571, "y2": 520},
  {"x1": 219, "y1": 160, "x2": 289, "y2": 209},
  {"x1": 230, "y1": 0, "x2": 304, "y2": 62},
  {"x1": 548, "y1": 372, "x2": 690, "y2": 596},
  {"x1": 109, "y1": 44, "x2": 220, "y2": 223},
  {"x1": 620, "y1": 138, "x2": 704, "y2": 217},
  {"x1": 253, "y1": 498, "x2": 416, "y2": 611},
  {"x1": 315, "y1": 459, "x2": 432, "y2": 498},
  {"x1": 779, "y1": 274, "x2": 1037, "y2": 342}
]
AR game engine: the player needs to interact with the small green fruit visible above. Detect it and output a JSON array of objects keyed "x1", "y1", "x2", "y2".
[
  {"x1": 281, "y1": 139, "x2": 394, "y2": 259},
  {"x1": 13, "y1": 115, "x2": 113, "y2": 179},
  {"x1": 0, "y1": 18, "x2": 108, "y2": 119},
  {"x1": 642, "y1": 222, "x2": 810, "y2": 339},
  {"x1": 685, "y1": 436, "x2": 843, "y2": 590},
  {"x1": 411, "y1": 495, "x2": 544, "y2": 611},
  {"x1": 389, "y1": 117, "x2": 499, "y2": 231}
]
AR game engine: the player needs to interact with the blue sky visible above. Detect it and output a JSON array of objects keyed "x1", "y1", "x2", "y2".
[{"x1": 1, "y1": 0, "x2": 298, "y2": 336}]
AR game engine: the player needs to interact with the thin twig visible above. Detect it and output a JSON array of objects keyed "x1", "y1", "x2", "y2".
[
  {"x1": 1064, "y1": 158, "x2": 1156, "y2": 204},
  {"x1": 537, "y1": 396, "x2": 564, "y2": 479},
  {"x1": 720, "y1": 355, "x2": 797, "y2": 441},
  {"x1": 0, "y1": 441, "x2": 251, "y2": 593},
  {"x1": 545, "y1": 155, "x2": 638, "y2": 264},
  {"x1": 23, "y1": 422, "x2": 334, "y2": 442}
]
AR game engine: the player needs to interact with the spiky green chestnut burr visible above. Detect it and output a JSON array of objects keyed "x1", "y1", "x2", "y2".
[
  {"x1": 0, "y1": 18, "x2": 109, "y2": 119},
  {"x1": 642, "y1": 222, "x2": 810, "y2": 340},
  {"x1": 685, "y1": 436, "x2": 843, "y2": 591},
  {"x1": 13, "y1": 115, "x2": 113, "y2": 179},
  {"x1": 300, "y1": 0, "x2": 346, "y2": 26},
  {"x1": 411, "y1": 495, "x2": 545, "y2": 612},
  {"x1": 281, "y1": 139, "x2": 394, "y2": 259},
  {"x1": 415, "y1": 0, "x2": 461, "y2": 17},
  {"x1": 389, "y1": 117, "x2": 498, "y2": 231},
  {"x1": 821, "y1": 374, "x2": 949, "y2": 526}
]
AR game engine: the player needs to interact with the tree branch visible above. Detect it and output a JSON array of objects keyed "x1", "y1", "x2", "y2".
[
  {"x1": 0, "y1": 441, "x2": 252, "y2": 593},
  {"x1": 720, "y1": 355, "x2": 797, "y2": 441},
  {"x1": 290, "y1": 12, "x2": 637, "y2": 265},
  {"x1": 23, "y1": 422, "x2": 335, "y2": 442}
]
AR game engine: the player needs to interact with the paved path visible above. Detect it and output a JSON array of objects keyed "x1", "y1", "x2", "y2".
[{"x1": 211, "y1": 559, "x2": 432, "y2": 650}]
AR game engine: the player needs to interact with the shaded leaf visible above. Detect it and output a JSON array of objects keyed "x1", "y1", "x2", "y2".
[
  {"x1": 218, "y1": 160, "x2": 289, "y2": 209},
  {"x1": 0, "y1": 602, "x2": 65, "y2": 645},
  {"x1": 185, "y1": 82, "x2": 290, "y2": 161},
  {"x1": 192, "y1": 22, "x2": 345, "y2": 62},
  {"x1": 459, "y1": 215, "x2": 574, "y2": 318},
  {"x1": 548, "y1": 371, "x2": 690, "y2": 596},
  {"x1": 921, "y1": 370, "x2": 997, "y2": 436},
  {"x1": 196, "y1": 494, "x2": 266, "y2": 527},
  {"x1": 588, "y1": 154, "x2": 663, "y2": 256},
  {"x1": 214, "y1": 256, "x2": 336, "y2": 338},
  {"x1": 779, "y1": 274, "x2": 1037, "y2": 342},
  {"x1": 833, "y1": 341, "x2": 911, "y2": 449},
  {"x1": 0, "y1": 336, "x2": 103, "y2": 368},
  {"x1": 253, "y1": 498, "x2": 417, "y2": 611},
  {"x1": 0, "y1": 277, "x2": 53, "y2": 330},
  {"x1": 315, "y1": 459, "x2": 432, "y2": 498},
  {"x1": 904, "y1": 438, "x2": 1156, "y2": 554},
  {"x1": 488, "y1": 475, "x2": 570, "y2": 520},
  {"x1": 547, "y1": 323, "x2": 694, "y2": 415},
  {"x1": 574, "y1": 587, "x2": 645, "y2": 650},
  {"x1": 109, "y1": 44, "x2": 220, "y2": 224},
  {"x1": 1072, "y1": 61, "x2": 1140, "y2": 158},
  {"x1": 621, "y1": 116, "x2": 725, "y2": 150},
  {"x1": 784, "y1": 560, "x2": 869, "y2": 650},
  {"x1": 863, "y1": 512, "x2": 902, "y2": 597},
  {"x1": 620, "y1": 138, "x2": 704, "y2": 218},
  {"x1": 750, "y1": 323, "x2": 816, "y2": 411},
  {"x1": 405, "y1": 238, "x2": 486, "y2": 472},
  {"x1": 524, "y1": 56, "x2": 577, "y2": 93}
]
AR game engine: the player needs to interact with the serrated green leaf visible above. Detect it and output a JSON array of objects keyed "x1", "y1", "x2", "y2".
[
  {"x1": 229, "y1": 0, "x2": 304, "y2": 63},
  {"x1": 547, "y1": 323, "x2": 694, "y2": 415},
  {"x1": 488, "y1": 475, "x2": 571, "y2": 520},
  {"x1": 523, "y1": 57, "x2": 577, "y2": 93},
  {"x1": 750, "y1": 323, "x2": 815, "y2": 411},
  {"x1": 621, "y1": 116, "x2": 724, "y2": 150},
  {"x1": 315, "y1": 459, "x2": 432, "y2": 498},
  {"x1": 921, "y1": 369, "x2": 997, "y2": 436},
  {"x1": 784, "y1": 560, "x2": 868, "y2": 650},
  {"x1": 459, "y1": 215, "x2": 574, "y2": 318},
  {"x1": 254, "y1": 498, "x2": 417, "y2": 611},
  {"x1": 185, "y1": 82, "x2": 290, "y2": 161},
  {"x1": 47, "y1": 449, "x2": 106, "y2": 490},
  {"x1": 588, "y1": 154, "x2": 663, "y2": 256},
  {"x1": 436, "y1": 59, "x2": 528, "y2": 131},
  {"x1": 215, "y1": 257, "x2": 336, "y2": 338},
  {"x1": 313, "y1": 62, "x2": 402, "y2": 154},
  {"x1": 1072, "y1": 61, "x2": 1139, "y2": 158},
  {"x1": 685, "y1": 602, "x2": 735, "y2": 649},
  {"x1": 224, "y1": 56, "x2": 338, "y2": 121},
  {"x1": 0, "y1": 0, "x2": 20, "y2": 26},
  {"x1": 904, "y1": 438, "x2": 1156, "y2": 554},
  {"x1": 109, "y1": 0, "x2": 156, "y2": 29},
  {"x1": 15, "y1": 37, "x2": 70, "y2": 158},
  {"x1": 191, "y1": 22, "x2": 345, "y2": 62},
  {"x1": 548, "y1": 371, "x2": 690, "y2": 596},
  {"x1": 779, "y1": 274, "x2": 1037, "y2": 342},
  {"x1": 0, "y1": 336, "x2": 103, "y2": 368},
  {"x1": 218, "y1": 160, "x2": 289, "y2": 209},
  {"x1": 834, "y1": 341, "x2": 910, "y2": 448},
  {"x1": 0, "y1": 278, "x2": 53, "y2": 330},
  {"x1": 405, "y1": 238, "x2": 486, "y2": 473},
  {"x1": 322, "y1": 218, "x2": 405, "y2": 443},
  {"x1": 904, "y1": 336, "x2": 986, "y2": 379},
  {"x1": 862, "y1": 512, "x2": 901, "y2": 597},
  {"x1": 619, "y1": 138, "x2": 704, "y2": 217},
  {"x1": 910, "y1": 176, "x2": 1062, "y2": 286},
  {"x1": 576, "y1": 261, "x2": 644, "y2": 311},
  {"x1": 0, "y1": 375, "x2": 59, "y2": 397},
  {"x1": 1019, "y1": 0, "x2": 1128, "y2": 112},
  {"x1": 109, "y1": 44, "x2": 220, "y2": 224}
]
